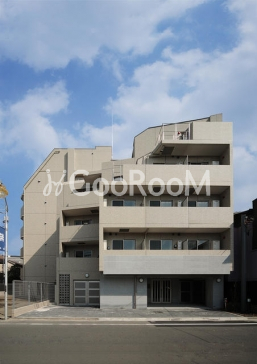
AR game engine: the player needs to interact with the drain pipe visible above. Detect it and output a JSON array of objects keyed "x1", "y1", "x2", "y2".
[{"x1": 133, "y1": 276, "x2": 137, "y2": 309}]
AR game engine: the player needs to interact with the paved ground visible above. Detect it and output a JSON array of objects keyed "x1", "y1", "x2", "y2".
[
  {"x1": 12, "y1": 304, "x2": 252, "y2": 321},
  {"x1": 1, "y1": 323, "x2": 257, "y2": 364}
]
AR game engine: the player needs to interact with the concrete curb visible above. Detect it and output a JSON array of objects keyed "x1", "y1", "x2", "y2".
[{"x1": 5, "y1": 316, "x2": 257, "y2": 323}]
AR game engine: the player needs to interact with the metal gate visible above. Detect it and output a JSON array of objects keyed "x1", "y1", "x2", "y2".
[
  {"x1": 74, "y1": 281, "x2": 100, "y2": 306},
  {"x1": 151, "y1": 279, "x2": 171, "y2": 303}
]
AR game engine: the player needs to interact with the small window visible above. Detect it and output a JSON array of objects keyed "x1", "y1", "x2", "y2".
[
  {"x1": 124, "y1": 200, "x2": 136, "y2": 206},
  {"x1": 162, "y1": 240, "x2": 173, "y2": 250},
  {"x1": 74, "y1": 219, "x2": 91, "y2": 225},
  {"x1": 188, "y1": 240, "x2": 197, "y2": 250},
  {"x1": 75, "y1": 250, "x2": 92, "y2": 257},
  {"x1": 197, "y1": 240, "x2": 210, "y2": 250},
  {"x1": 160, "y1": 201, "x2": 173, "y2": 207},
  {"x1": 196, "y1": 201, "x2": 209, "y2": 207},
  {"x1": 188, "y1": 201, "x2": 196, "y2": 207},
  {"x1": 150, "y1": 240, "x2": 161, "y2": 250},
  {"x1": 113, "y1": 240, "x2": 123, "y2": 249},
  {"x1": 113, "y1": 239, "x2": 136, "y2": 250},
  {"x1": 112, "y1": 200, "x2": 123, "y2": 206},
  {"x1": 124, "y1": 239, "x2": 136, "y2": 250},
  {"x1": 150, "y1": 201, "x2": 160, "y2": 207},
  {"x1": 75, "y1": 251, "x2": 83, "y2": 257},
  {"x1": 150, "y1": 240, "x2": 172, "y2": 250},
  {"x1": 83, "y1": 251, "x2": 92, "y2": 257}
]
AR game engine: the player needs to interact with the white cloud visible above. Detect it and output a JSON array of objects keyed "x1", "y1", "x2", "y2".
[
  {"x1": 0, "y1": 0, "x2": 206, "y2": 70},
  {"x1": 0, "y1": 81, "x2": 69, "y2": 165},
  {"x1": 79, "y1": 0, "x2": 257, "y2": 211}
]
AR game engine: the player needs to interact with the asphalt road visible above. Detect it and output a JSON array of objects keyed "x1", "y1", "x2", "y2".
[{"x1": 0, "y1": 322, "x2": 257, "y2": 364}]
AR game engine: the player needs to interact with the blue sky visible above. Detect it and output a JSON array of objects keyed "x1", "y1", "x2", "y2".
[{"x1": 0, "y1": 0, "x2": 257, "y2": 255}]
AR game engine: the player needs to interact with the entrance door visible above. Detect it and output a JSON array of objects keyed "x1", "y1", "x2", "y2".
[
  {"x1": 74, "y1": 281, "x2": 100, "y2": 306},
  {"x1": 151, "y1": 279, "x2": 171, "y2": 304}
]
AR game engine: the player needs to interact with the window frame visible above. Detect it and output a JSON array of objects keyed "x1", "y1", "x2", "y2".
[
  {"x1": 112, "y1": 239, "x2": 136, "y2": 250},
  {"x1": 149, "y1": 239, "x2": 173, "y2": 250}
]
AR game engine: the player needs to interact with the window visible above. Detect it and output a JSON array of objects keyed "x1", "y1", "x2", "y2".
[
  {"x1": 188, "y1": 240, "x2": 197, "y2": 250},
  {"x1": 150, "y1": 201, "x2": 160, "y2": 207},
  {"x1": 150, "y1": 240, "x2": 173, "y2": 250},
  {"x1": 197, "y1": 240, "x2": 210, "y2": 250},
  {"x1": 112, "y1": 200, "x2": 123, "y2": 206},
  {"x1": 112, "y1": 200, "x2": 136, "y2": 206},
  {"x1": 188, "y1": 201, "x2": 196, "y2": 207},
  {"x1": 150, "y1": 200, "x2": 173, "y2": 207},
  {"x1": 161, "y1": 201, "x2": 173, "y2": 207},
  {"x1": 113, "y1": 239, "x2": 136, "y2": 250},
  {"x1": 187, "y1": 240, "x2": 210, "y2": 250},
  {"x1": 74, "y1": 219, "x2": 92, "y2": 225},
  {"x1": 196, "y1": 201, "x2": 209, "y2": 207},
  {"x1": 75, "y1": 250, "x2": 92, "y2": 258}
]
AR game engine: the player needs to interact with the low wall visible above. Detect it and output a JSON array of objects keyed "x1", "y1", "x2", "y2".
[{"x1": 12, "y1": 300, "x2": 50, "y2": 318}]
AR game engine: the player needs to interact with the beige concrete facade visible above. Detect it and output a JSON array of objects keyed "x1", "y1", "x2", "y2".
[{"x1": 21, "y1": 114, "x2": 233, "y2": 309}]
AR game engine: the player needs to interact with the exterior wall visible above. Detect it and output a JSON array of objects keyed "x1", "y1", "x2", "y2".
[
  {"x1": 206, "y1": 276, "x2": 224, "y2": 309},
  {"x1": 22, "y1": 147, "x2": 111, "y2": 283},
  {"x1": 100, "y1": 275, "x2": 137, "y2": 308}
]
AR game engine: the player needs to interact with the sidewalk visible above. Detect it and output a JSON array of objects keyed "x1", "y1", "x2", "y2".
[{"x1": 6, "y1": 304, "x2": 257, "y2": 322}]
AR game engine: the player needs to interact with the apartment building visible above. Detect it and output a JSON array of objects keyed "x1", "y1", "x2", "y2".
[{"x1": 21, "y1": 113, "x2": 233, "y2": 309}]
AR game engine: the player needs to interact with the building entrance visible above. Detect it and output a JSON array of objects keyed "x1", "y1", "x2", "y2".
[{"x1": 151, "y1": 279, "x2": 171, "y2": 304}]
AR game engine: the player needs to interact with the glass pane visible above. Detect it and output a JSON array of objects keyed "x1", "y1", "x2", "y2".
[
  {"x1": 112, "y1": 200, "x2": 123, "y2": 206},
  {"x1": 89, "y1": 282, "x2": 100, "y2": 289},
  {"x1": 150, "y1": 201, "x2": 160, "y2": 207},
  {"x1": 188, "y1": 240, "x2": 197, "y2": 250},
  {"x1": 75, "y1": 251, "x2": 83, "y2": 257},
  {"x1": 198, "y1": 240, "x2": 210, "y2": 250},
  {"x1": 124, "y1": 239, "x2": 136, "y2": 250},
  {"x1": 197, "y1": 201, "x2": 209, "y2": 207},
  {"x1": 113, "y1": 240, "x2": 123, "y2": 250},
  {"x1": 74, "y1": 282, "x2": 85, "y2": 289},
  {"x1": 162, "y1": 240, "x2": 172, "y2": 250},
  {"x1": 89, "y1": 291, "x2": 100, "y2": 297},
  {"x1": 75, "y1": 220, "x2": 82, "y2": 225},
  {"x1": 160, "y1": 201, "x2": 173, "y2": 207},
  {"x1": 75, "y1": 297, "x2": 85, "y2": 303},
  {"x1": 150, "y1": 240, "x2": 161, "y2": 250},
  {"x1": 188, "y1": 201, "x2": 196, "y2": 207},
  {"x1": 124, "y1": 200, "x2": 136, "y2": 206},
  {"x1": 75, "y1": 290, "x2": 85, "y2": 296},
  {"x1": 83, "y1": 251, "x2": 92, "y2": 257}
]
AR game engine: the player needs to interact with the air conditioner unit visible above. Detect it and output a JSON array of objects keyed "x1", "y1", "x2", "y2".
[{"x1": 177, "y1": 241, "x2": 182, "y2": 250}]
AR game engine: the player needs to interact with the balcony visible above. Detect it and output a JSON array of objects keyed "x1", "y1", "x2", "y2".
[
  {"x1": 20, "y1": 226, "x2": 24, "y2": 240},
  {"x1": 120, "y1": 164, "x2": 232, "y2": 186},
  {"x1": 20, "y1": 205, "x2": 24, "y2": 220},
  {"x1": 57, "y1": 257, "x2": 99, "y2": 272},
  {"x1": 60, "y1": 223, "x2": 99, "y2": 243},
  {"x1": 100, "y1": 206, "x2": 233, "y2": 229},
  {"x1": 102, "y1": 250, "x2": 231, "y2": 275}
]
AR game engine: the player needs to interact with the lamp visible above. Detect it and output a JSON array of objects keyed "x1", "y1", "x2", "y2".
[
  {"x1": 216, "y1": 278, "x2": 221, "y2": 283},
  {"x1": 138, "y1": 277, "x2": 144, "y2": 283},
  {"x1": 0, "y1": 182, "x2": 8, "y2": 320}
]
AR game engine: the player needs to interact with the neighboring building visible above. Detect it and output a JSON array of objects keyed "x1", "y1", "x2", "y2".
[
  {"x1": 21, "y1": 113, "x2": 233, "y2": 309},
  {"x1": 226, "y1": 199, "x2": 257, "y2": 305}
]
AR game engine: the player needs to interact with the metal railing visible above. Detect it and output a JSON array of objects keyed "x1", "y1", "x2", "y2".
[{"x1": 12, "y1": 280, "x2": 55, "y2": 311}]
